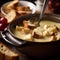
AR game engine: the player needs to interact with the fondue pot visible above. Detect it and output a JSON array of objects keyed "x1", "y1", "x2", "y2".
[{"x1": 1, "y1": 14, "x2": 60, "y2": 58}]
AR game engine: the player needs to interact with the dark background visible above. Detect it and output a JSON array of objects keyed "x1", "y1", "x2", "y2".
[{"x1": 0, "y1": 0, "x2": 36, "y2": 7}]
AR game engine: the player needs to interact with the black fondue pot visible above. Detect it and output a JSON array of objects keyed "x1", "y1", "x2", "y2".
[{"x1": 1, "y1": 14, "x2": 60, "y2": 58}]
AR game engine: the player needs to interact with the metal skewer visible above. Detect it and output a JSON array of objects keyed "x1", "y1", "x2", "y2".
[{"x1": 37, "y1": 0, "x2": 48, "y2": 26}]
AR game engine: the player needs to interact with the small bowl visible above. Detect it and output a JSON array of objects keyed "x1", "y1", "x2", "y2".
[{"x1": 1, "y1": 1, "x2": 36, "y2": 16}]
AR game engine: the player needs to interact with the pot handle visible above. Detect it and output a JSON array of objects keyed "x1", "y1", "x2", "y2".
[{"x1": 1, "y1": 30, "x2": 26, "y2": 47}]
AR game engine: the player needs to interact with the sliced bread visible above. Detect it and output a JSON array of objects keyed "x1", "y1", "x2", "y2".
[
  {"x1": 5, "y1": 10, "x2": 16, "y2": 23},
  {"x1": 0, "y1": 42, "x2": 19, "y2": 60}
]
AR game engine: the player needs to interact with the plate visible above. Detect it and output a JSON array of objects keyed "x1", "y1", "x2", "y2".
[{"x1": 1, "y1": 1, "x2": 36, "y2": 15}]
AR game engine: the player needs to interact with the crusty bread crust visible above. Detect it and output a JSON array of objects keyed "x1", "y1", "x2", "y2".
[
  {"x1": 0, "y1": 51, "x2": 5, "y2": 60},
  {"x1": 7, "y1": 0, "x2": 18, "y2": 9}
]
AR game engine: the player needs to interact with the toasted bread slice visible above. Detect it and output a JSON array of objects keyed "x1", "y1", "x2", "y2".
[
  {"x1": 0, "y1": 42, "x2": 19, "y2": 60},
  {"x1": 5, "y1": 10, "x2": 16, "y2": 23}
]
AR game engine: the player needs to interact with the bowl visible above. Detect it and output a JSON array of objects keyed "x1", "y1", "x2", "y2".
[
  {"x1": 1, "y1": 1, "x2": 36, "y2": 16},
  {"x1": 1, "y1": 13, "x2": 60, "y2": 58}
]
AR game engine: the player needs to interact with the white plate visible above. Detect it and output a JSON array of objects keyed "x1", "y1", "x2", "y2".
[{"x1": 1, "y1": 1, "x2": 36, "y2": 15}]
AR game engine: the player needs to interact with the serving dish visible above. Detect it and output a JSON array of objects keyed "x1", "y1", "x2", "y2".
[
  {"x1": 1, "y1": 13, "x2": 60, "y2": 58},
  {"x1": 1, "y1": 1, "x2": 36, "y2": 16}
]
